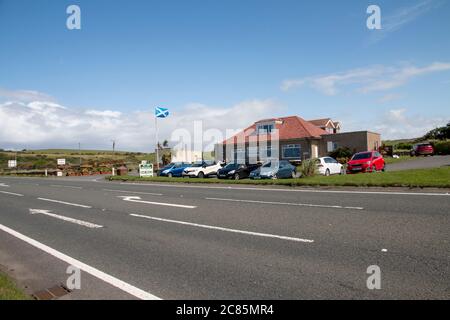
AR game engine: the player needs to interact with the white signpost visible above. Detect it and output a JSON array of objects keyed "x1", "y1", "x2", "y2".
[
  {"x1": 8, "y1": 160, "x2": 17, "y2": 168},
  {"x1": 57, "y1": 159, "x2": 66, "y2": 166},
  {"x1": 139, "y1": 163, "x2": 154, "y2": 178}
]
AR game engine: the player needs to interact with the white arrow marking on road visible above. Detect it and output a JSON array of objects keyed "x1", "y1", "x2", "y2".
[
  {"x1": 118, "y1": 196, "x2": 196, "y2": 209},
  {"x1": 29, "y1": 209, "x2": 103, "y2": 229},
  {"x1": 0, "y1": 183, "x2": 10, "y2": 187}
]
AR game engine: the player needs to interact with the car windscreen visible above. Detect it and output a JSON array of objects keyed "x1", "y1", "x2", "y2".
[
  {"x1": 224, "y1": 163, "x2": 239, "y2": 170},
  {"x1": 351, "y1": 152, "x2": 372, "y2": 160},
  {"x1": 162, "y1": 163, "x2": 175, "y2": 169},
  {"x1": 190, "y1": 162, "x2": 204, "y2": 167},
  {"x1": 262, "y1": 161, "x2": 278, "y2": 168}
]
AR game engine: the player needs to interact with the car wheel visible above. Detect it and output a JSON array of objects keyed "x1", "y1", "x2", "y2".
[
  {"x1": 234, "y1": 173, "x2": 240, "y2": 180},
  {"x1": 168, "y1": 173, "x2": 173, "y2": 178},
  {"x1": 325, "y1": 169, "x2": 330, "y2": 176},
  {"x1": 198, "y1": 172, "x2": 204, "y2": 179}
]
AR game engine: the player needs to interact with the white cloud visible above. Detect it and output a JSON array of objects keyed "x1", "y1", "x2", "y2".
[
  {"x1": 368, "y1": 0, "x2": 444, "y2": 44},
  {"x1": 281, "y1": 62, "x2": 450, "y2": 95},
  {"x1": 85, "y1": 110, "x2": 122, "y2": 118},
  {"x1": 342, "y1": 108, "x2": 447, "y2": 140},
  {"x1": 0, "y1": 88, "x2": 56, "y2": 103},
  {"x1": 0, "y1": 99, "x2": 281, "y2": 152},
  {"x1": 378, "y1": 93, "x2": 402, "y2": 103}
]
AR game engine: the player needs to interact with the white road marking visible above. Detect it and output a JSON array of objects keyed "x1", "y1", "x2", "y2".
[
  {"x1": 118, "y1": 196, "x2": 196, "y2": 209},
  {"x1": 37, "y1": 198, "x2": 92, "y2": 208},
  {"x1": 103, "y1": 189, "x2": 162, "y2": 196},
  {"x1": 0, "y1": 183, "x2": 10, "y2": 187},
  {"x1": 120, "y1": 182, "x2": 450, "y2": 196},
  {"x1": 0, "y1": 191, "x2": 24, "y2": 197},
  {"x1": 205, "y1": 197, "x2": 364, "y2": 210},
  {"x1": 29, "y1": 209, "x2": 103, "y2": 229},
  {"x1": 50, "y1": 185, "x2": 83, "y2": 189},
  {"x1": 130, "y1": 213, "x2": 314, "y2": 243},
  {"x1": 0, "y1": 223, "x2": 161, "y2": 300}
]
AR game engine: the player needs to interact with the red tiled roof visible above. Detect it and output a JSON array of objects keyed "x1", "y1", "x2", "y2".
[
  {"x1": 222, "y1": 116, "x2": 328, "y2": 144},
  {"x1": 309, "y1": 118, "x2": 333, "y2": 127}
]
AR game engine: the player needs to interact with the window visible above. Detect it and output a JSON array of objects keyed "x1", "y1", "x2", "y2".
[
  {"x1": 259, "y1": 146, "x2": 273, "y2": 159},
  {"x1": 327, "y1": 141, "x2": 338, "y2": 152},
  {"x1": 282, "y1": 144, "x2": 301, "y2": 159},
  {"x1": 257, "y1": 124, "x2": 274, "y2": 134}
]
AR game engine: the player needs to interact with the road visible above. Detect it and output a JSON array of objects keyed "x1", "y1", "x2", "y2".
[
  {"x1": 0, "y1": 176, "x2": 449, "y2": 300},
  {"x1": 388, "y1": 155, "x2": 450, "y2": 171}
]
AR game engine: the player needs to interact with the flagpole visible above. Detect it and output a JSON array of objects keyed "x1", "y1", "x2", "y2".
[{"x1": 155, "y1": 115, "x2": 159, "y2": 171}]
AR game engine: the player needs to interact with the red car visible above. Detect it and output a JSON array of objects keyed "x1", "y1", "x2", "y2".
[
  {"x1": 347, "y1": 151, "x2": 385, "y2": 174},
  {"x1": 410, "y1": 143, "x2": 434, "y2": 156}
]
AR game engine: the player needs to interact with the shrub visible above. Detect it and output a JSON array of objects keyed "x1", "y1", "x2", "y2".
[
  {"x1": 329, "y1": 147, "x2": 353, "y2": 164},
  {"x1": 396, "y1": 142, "x2": 412, "y2": 150},
  {"x1": 433, "y1": 140, "x2": 450, "y2": 155},
  {"x1": 298, "y1": 159, "x2": 317, "y2": 178}
]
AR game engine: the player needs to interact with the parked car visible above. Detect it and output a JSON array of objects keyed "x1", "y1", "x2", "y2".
[
  {"x1": 159, "y1": 162, "x2": 191, "y2": 177},
  {"x1": 410, "y1": 143, "x2": 434, "y2": 156},
  {"x1": 217, "y1": 163, "x2": 260, "y2": 180},
  {"x1": 347, "y1": 151, "x2": 385, "y2": 174},
  {"x1": 182, "y1": 160, "x2": 224, "y2": 178},
  {"x1": 249, "y1": 160, "x2": 296, "y2": 179},
  {"x1": 316, "y1": 157, "x2": 344, "y2": 176}
]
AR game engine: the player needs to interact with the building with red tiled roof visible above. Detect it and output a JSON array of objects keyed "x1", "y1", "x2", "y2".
[{"x1": 214, "y1": 115, "x2": 380, "y2": 163}]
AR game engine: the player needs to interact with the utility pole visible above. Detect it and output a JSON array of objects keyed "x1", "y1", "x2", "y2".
[{"x1": 78, "y1": 142, "x2": 81, "y2": 168}]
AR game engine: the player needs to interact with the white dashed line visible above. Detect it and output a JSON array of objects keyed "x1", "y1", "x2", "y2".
[
  {"x1": 0, "y1": 191, "x2": 24, "y2": 197},
  {"x1": 37, "y1": 198, "x2": 92, "y2": 208},
  {"x1": 103, "y1": 189, "x2": 162, "y2": 196},
  {"x1": 130, "y1": 214, "x2": 314, "y2": 243},
  {"x1": 205, "y1": 197, "x2": 364, "y2": 210}
]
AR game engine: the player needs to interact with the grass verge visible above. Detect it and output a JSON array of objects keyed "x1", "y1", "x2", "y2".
[
  {"x1": 0, "y1": 271, "x2": 30, "y2": 300},
  {"x1": 109, "y1": 166, "x2": 450, "y2": 188}
]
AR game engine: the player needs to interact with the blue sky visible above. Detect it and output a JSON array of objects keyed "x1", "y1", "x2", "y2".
[{"x1": 0, "y1": 0, "x2": 449, "y2": 151}]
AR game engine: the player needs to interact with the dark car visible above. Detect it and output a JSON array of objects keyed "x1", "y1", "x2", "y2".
[
  {"x1": 217, "y1": 163, "x2": 260, "y2": 180},
  {"x1": 347, "y1": 151, "x2": 385, "y2": 174},
  {"x1": 410, "y1": 143, "x2": 434, "y2": 156}
]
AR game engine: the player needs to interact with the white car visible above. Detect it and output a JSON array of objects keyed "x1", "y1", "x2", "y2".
[
  {"x1": 316, "y1": 157, "x2": 344, "y2": 176},
  {"x1": 182, "y1": 160, "x2": 224, "y2": 178}
]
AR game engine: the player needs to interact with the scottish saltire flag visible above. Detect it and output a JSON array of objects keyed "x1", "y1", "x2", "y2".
[{"x1": 155, "y1": 107, "x2": 169, "y2": 118}]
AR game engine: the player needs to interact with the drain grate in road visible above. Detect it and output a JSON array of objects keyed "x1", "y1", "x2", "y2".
[{"x1": 32, "y1": 284, "x2": 71, "y2": 300}]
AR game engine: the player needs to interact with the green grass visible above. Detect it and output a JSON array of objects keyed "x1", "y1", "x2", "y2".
[
  {"x1": 0, "y1": 272, "x2": 30, "y2": 300},
  {"x1": 109, "y1": 166, "x2": 450, "y2": 188}
]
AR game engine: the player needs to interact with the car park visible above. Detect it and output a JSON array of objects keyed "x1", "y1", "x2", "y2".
[
  {"x1": 217, "y1": 162, "x2": 260, "y2": 180},
  {"x1": 347, "y1": 151, "x2": 385, "y2": 174},
  {"x1": 249, "y1": 160, "x2": 296, "y2": 179},
  {"x1": 316, "y1": 157, "x2": 344, "y2": 176},
  {"x1": 410, "y1": 143, "x2": 434, "y2": 157},
  {"x1": 159, "y1": 162, "x2": 191, "y2": 177},
  {"x1": 182, "y1": 160, "x2": 224, "y2": 178}
]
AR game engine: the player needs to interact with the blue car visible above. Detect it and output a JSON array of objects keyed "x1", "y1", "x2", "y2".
[{"x1": 159, "y1": 162, "x2": 191, "y2": 177}]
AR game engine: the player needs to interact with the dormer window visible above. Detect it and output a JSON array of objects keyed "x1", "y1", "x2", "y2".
[{"x1": 257, "y1": 123, "x2": 275, "y2": 134}]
